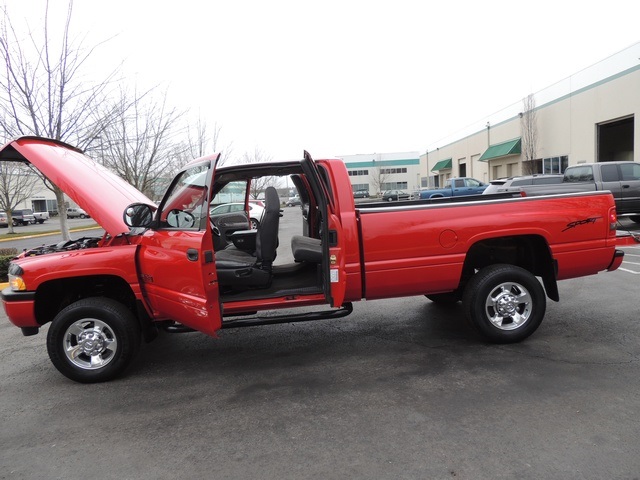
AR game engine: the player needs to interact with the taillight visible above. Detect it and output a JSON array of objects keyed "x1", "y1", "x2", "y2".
[{"x1": 609, "y1": 207, "x2": 618, "y2": 233}]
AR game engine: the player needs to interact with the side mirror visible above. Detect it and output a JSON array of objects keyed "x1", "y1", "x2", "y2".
[{"x1": 123, "y1": 203, "x2": 155, "y2": 228}]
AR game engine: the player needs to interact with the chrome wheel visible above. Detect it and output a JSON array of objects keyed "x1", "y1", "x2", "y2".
[
  {"x1": 63, "y1": 319, "x2": 118, "y2": 370},
  {"x1": 483, "y1": 282, "x2": 532, "y2": 330},
  {"x1": 463, "y1": 264, "x2": 545, "y2": 343},
  {"x1": 47, "y1": 298, "x2": 141, "y2": 383}
]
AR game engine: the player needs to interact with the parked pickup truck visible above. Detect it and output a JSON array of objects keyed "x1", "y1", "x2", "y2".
[
  {"x1": 0, "y1": 137, "x2": 625, "y2": 383},
  {"x1": 521, "y1": 161, "x2": 640, "y2": 222},
  {"x1": 33, "y1": 210, "x2": 49, "y2": 223},
  {"x1": 10, "y1": 208, "x2": 36, "y2": 226},
  {"x1": 418, "y1": 177, "x2": 487, "y2": 199}
]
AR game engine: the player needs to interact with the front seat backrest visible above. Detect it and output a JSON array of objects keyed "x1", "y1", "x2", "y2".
[{"x1": 256, "y1": 186, "x2": 280, "y2": 270}]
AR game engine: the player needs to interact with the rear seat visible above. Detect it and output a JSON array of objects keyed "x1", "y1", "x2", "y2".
[{"x1": 291, "y1": 235, "x2": 322, "y2": 263}]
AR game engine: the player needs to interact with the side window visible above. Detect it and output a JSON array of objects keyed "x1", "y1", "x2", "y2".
[
  {"x1": 565, "y1": 166, "x2": 593, "y2": 182},
  {"x1": 466, "y1": 179, "x2": 481, "y2": 187},
  {"x1": 600, "y1": 164, "x2": 620, "y2": 182},
  {"x1": 619, "y1": 163, "x2": 640, "y2": 181},
  {"x1": 210, "y1": 180, "x2": 248, "y2": 213},
  {"x1": 511, "y1": 179, "x2": 528, "y2": 186},
  {"x1": 454, "y1": 179, "x2": 464, "y2": 188}
]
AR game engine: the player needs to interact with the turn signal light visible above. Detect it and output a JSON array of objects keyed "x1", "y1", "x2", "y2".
[{"x1": 9, "y1": 275, "x2": 26, "y2": 291}]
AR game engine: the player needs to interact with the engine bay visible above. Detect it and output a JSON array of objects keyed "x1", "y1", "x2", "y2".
[{"x1": 22, "y1": 236, "x2": 102, "y2": 257}]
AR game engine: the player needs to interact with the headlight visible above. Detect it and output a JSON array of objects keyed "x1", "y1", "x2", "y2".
[
  {"x1": 9, "y1": 274, "x2": 26, "y2": 291},
  {"x1": 7, "y1": 263, "x2": 26, "y2": 291}
]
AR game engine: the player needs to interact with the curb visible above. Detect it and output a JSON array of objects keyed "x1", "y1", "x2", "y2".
[{"x1": 0, "y1": 225, "x2": 101, "y2": 243}]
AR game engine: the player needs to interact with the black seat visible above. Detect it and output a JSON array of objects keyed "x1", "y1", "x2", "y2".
[
  {"x1": 291, "y1": 235, "x2": 322, "y2": 263},
  {"x1": 215, "y1": 186, "x2": 280, "y2": 288}
]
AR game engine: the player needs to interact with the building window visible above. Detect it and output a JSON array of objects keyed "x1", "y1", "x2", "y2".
[
  {"x1": 523, "y1": 159, "x2": 543, "y2": 174},
  {"x1": 543, "y1": 156, "x2": 568, "y2": 174},
  {"x1": 380, "y1": 167, "x2": 407, "y2": 174},
  {"x1": 351, "y1": 183, "x2": 368, "y2": 191},
  {"x1": 381, "y1": 182, "x2": 408, "y2": 190}
]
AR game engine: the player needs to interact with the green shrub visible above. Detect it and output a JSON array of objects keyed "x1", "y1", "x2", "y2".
[{"x1": 0, "y1": 249, "x2": 18, "y2": 282}]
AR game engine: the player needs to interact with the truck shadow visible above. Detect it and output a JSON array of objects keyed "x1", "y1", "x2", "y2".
[{"x1": 131, "y1": 299, "x2": 494, "y2": 390}]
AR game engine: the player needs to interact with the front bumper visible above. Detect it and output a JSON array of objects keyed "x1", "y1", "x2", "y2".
[{"x1": 1, "y1": 287, "x2": 39, "y2": 335}]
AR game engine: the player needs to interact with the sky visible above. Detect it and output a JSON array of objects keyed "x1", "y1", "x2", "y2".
[{"x1": 6, "y1": 0, "x2": 640, "y2": 161}]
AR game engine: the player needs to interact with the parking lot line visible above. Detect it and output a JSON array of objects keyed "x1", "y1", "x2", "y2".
[{"x1": 618, "y1": 268, "x2": 640, "y2": 275}]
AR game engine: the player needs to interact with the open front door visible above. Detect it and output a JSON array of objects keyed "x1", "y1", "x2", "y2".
[
  {"x1": 137, "y1": 157, "x2": 222, "y2": 336},
  {"x1": 301, "y1": 151, "x2": 346, "y2": 308}
]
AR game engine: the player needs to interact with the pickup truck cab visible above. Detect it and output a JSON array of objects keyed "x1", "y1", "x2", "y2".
[
  {"x1": 418, "y1": 177, "x2": 487, "y2": 199},
  {"x1": 0, "y1": 137, "x2": 625, "y2": 383},
  {"x1": 522, "y1": 161, "x2": 640, "y2": 222}
]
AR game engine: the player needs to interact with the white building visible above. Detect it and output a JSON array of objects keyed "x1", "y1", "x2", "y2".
[
  {"x1": 421, "y1": 42, "x2": 640, "y2": 186},
  {"x1": 338, "y1": 151, "x2": 422, "y2": 196}
]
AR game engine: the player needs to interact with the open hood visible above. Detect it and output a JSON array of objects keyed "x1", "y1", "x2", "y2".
[{"x1": 0, "y1": 136, "x2": 154, "y2": 236}]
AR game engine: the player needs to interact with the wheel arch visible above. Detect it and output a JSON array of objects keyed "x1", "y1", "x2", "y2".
[
  {"x1": 34, "y1": 275, "x2": 154, "y2": 334},
  {"x1": 461, "y1": 234, "x2": 558, "y2": 301}
]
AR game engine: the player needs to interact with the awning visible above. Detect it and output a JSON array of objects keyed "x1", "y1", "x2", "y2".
[
  {"x1": 479, "y1": 138, "x2": 521, "y2": 161},
  {"x1": 431, "y1": 158, "x2": 452, "y2": 172}
]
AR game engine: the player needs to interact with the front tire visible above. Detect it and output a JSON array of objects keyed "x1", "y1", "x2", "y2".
[
  {"x1": 47, "y1": 298, "x2": 141, "y2": 383},
  {"x1": 463, "y1": 264, "x2": 545, "y2": 343}
]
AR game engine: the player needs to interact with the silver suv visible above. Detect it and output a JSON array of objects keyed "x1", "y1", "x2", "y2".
[
  {"x1": 483, "y1": 174, "x2": 564, "y2": 195},
  {"x1": 67, "y1": 207, "x2": 89, "y2": 219}
]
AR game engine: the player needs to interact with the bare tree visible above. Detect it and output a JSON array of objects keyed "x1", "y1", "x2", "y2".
[
  {"x1": 370, "y1": 165, "x2": 389, "y2": 196},
  {"x1": 0, "y1": 162, "x2": 39, "y2": 234},
  {"x1": 0, "y1": 0, "x2": 122, "y2": 240},
  {"x1": 92, "y1": 88, "x2": 186, "y2": 200},
  {"x1": 184, "y1": 117, "x2": 233, "y2": 167},
  {"x1": 241, "y1": 147, "x2": 280, "y2": 198},
  {"x1": 521, "y1": 94, "x2": 539, "y2": 175}
]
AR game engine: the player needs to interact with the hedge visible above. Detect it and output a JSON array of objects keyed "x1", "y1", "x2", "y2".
[{"x1": 0, "y1": 248, "x2": 19, "y2": 282}]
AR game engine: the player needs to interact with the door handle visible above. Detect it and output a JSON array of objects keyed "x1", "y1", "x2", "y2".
[{"x1": 186, "y1": 248, "x2": 199, "y2": 261}]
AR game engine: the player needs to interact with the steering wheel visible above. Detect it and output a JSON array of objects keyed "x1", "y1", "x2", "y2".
[{"x1": 166, "y1": 209, "x2": 195, "y2": 228}]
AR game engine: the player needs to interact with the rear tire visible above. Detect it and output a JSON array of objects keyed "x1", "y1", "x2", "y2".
[
  {"x1": 463, "y1": 264, "x2": 545, "y2": 343},
  {"x1": 47, "y1": 298, "x2": 141, "y2": 383}
]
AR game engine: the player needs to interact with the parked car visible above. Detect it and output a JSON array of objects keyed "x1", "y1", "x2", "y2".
[
  {"x1": 483, "y1": 174, "x2": 564, "y2": 195},
  {"x1": 0, "y1": 212, "x2": 8, "y2": 228},
  {"x1": 67, "y1": 207, "x2": 89, "y2": 218},
  {"x1": 209, "y1": 202, "x2": 265, "y2": 229},
  {"x1": 286, "y1": 195, "x2": 302, "y2": 207},
  {"x1": 11, "y1": 209, "x2": 37, "y2": 226},
  {"x1": 353, "y1": 189, "x2": 369, "y2": 198},
  {"x1": 382, "y1": 190, "x2": 411, "y2": 201}
]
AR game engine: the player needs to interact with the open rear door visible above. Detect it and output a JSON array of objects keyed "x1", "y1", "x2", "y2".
[{"x1": 301, "y1": 151, "x2": 346, "y2": 307}]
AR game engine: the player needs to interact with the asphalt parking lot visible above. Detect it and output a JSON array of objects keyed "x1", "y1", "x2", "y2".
[{"x1": 0, "y1": 215, "x2": 639, "y2": 479}]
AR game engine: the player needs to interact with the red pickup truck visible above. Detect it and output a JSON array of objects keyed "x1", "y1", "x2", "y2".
[{"x1": 0, "y1": 137, "x2": 625, "y2": 383}]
